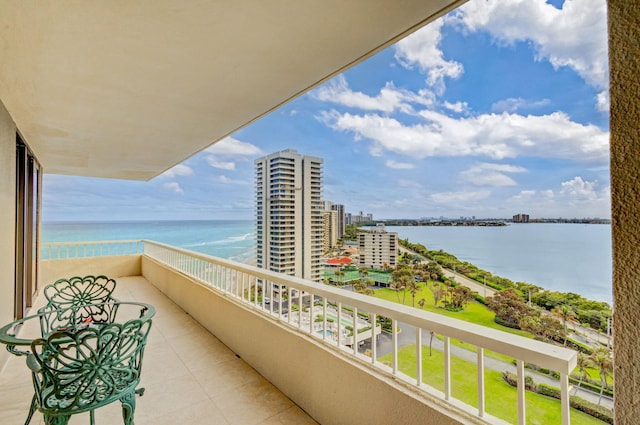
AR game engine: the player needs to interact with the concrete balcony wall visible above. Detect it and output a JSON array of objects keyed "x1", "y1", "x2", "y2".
[
  {"x1": 39, "y1": 255, "x2": 142, "y2": 287},
  {"x1": 141, "y1": 255, "x2": 477, "y2": 425}
]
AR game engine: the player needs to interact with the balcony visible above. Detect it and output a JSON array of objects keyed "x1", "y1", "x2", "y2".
[
  {"x1": 5, "y1": 240, "x2": 585, "y2": 425},
  {"x1": 0, "y1": 274, "x2": 316, "y2": 425}
]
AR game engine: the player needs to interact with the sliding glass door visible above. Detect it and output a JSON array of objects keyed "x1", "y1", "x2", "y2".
[{"x1": 15, "y1": 135, "x2": 41, "y2": 319}]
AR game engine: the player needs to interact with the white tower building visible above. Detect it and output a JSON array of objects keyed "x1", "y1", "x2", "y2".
[{"x1": 255, "y1": 149, "x2": 324, "y2": 286}]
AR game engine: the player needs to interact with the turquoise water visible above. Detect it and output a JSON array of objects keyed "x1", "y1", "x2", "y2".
[
  {"x1": 385, "y1": 223, "x2": 612, "y2": 304},
  {"x1": 42, "y1": 220, "x2": 255, "y2": 263},
  {"x1": 42, "y1": 220, "x2": 612, "y2": 304}
]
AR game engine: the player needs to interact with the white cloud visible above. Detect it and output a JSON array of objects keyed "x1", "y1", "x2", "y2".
[
  {"x1": 443, "y1": 101, "x2": 469, "y2": 114},
  {"x1": 312, "y1": 75, "x2": 434, "y2": 113},
  {"x1": 213, "y1": 175, "x2": 250, "y2": 185},
  {"x1": 395, "y1": 19, "x2": 463, "y2": 94},
  {"x1": 160, "y1": 164, "x2": 193, "y2": 178},
  {"x1": 491, "y1": 98, "x2": 551, "y2": 113},
  {"x1": 507, "y1": 177, "x2": 610, "y2": 217},
  {"x1": 385, "y1": 160, "x2": 415, "y2": 169},
  {"x1": 560, "y1": 176, "x2": 599, "y2": 200},
  {"x1": 452, "y1": 0, "x2": 609, "y2": 89},
  {"x1": 460, "y1": 162, "x2": 527, "y2": 186},
  {"x1": 205, "y1": 137, "x2": 262, "y2": 156},
  {"x1": 206, "y1": 156, "x2": 236, "y2": 170},
  {"x1": 430, "y1": 190, "x2": 491, "y2": 204},
  {"x1": 320, "y1": 109, "x2": 609, "y2": 163},
  {"x1": 596, "y1": 90, "x2": 610, "y2": 112},
  {"x1": 163, "y1": 182, "x2": 184, "y2": 194}
]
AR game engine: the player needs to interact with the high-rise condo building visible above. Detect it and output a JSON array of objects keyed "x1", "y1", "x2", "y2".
[
  {"x1": 255, "y1": 149, "x2": 324, "y2": 286},
  {"x1": 331, "y1": 203, "x2": 345, "y2": 238},
  {"x1": 358, "y1": 223, "x2": 398, "y2": 269}
]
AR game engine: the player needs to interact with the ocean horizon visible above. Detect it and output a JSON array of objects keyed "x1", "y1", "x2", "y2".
[{"x1": 42, "y1": 219, "x2": 612, "y2": 305}]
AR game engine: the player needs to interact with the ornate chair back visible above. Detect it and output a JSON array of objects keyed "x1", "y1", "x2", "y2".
[
  {"x1": 27, "y1": 304, "x2": 153, "y2": 425},
  {"x1": 39, "y1": 275, "x2": 118, "y2": 335}
]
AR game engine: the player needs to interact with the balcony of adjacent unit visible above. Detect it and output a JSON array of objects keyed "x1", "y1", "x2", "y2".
[{"x1": 4, "y1": 240, "x2": 585, "y2": 425}]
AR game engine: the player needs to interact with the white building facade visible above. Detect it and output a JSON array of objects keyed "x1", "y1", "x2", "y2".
[
  {"x1": 358, "y1": 224, "x2": 398, "y2": 269},
  {"x1": 255, "y1": 149, "x2": 324, "y2": 284}
]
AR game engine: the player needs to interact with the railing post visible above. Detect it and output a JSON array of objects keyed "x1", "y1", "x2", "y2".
[
  {"x1": 322, "y1": 297, "x2": 327, "y2": 341},
  {"x1": 444, "y1": 336, "x2": 451, "y2": 400},
  {"x1": 416, "y1": 327, "x2": 422, "y2": 386},
  {"x1": 309, "y1": 294, "x2": 314, "y2": 334},
  {"x1": 337, "y1": 302, "x2": 342, "y2": 346},
  {"x1": 371, "y1": 313, "x2": 376, "y2": 365},
  {"x1": 353, "y1": 307, "x2": 359, "y2": 355},
  {"x1": 392, "y1": 319, "x2": 398, "y2": 375},
  {"x1": 517, "y1": 359, "x2": 526, "y2": 425},
  {"x1": 298, "y1": 289, "x2": 303, "y2": 329},
  {"x1": 477, "y1": 347, "x2": 485, "y2": 417},
  {"x1": 560, "y1": 372, "x2": 570, "y2": 425}
]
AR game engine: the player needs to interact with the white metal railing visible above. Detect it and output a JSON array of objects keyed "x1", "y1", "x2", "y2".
[
  {"x1": 41, "y1": 240, "x2": 144, "y2": 260},
  {"x1": 141, "y1": 240, "x2": 577, "y2": 425}
]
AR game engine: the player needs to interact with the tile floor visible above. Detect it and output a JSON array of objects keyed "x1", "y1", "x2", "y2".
[{"x1": 0, "y1": 276, "x2": 318, "y2": 425}]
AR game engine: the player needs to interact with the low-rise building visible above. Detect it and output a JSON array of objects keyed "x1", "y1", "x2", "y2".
[{"x1": 358, "y1": 223, "x2": 397, "y2": 269}]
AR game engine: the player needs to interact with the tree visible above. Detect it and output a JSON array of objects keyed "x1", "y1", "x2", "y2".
[
  {"x1": 552, "y1": 304, "x2": 577, "y2": 346},
  {"x1": 573, "y1": 353, "x2": 593, "y2": 395},
  {"x1": 406, "y1": 279, "x2": 421, "y2": 307},
  {"x1": 430, "y1": 283, "x2": 445, "y2": 307},
  {"x1": 334, "y1": 269, "x2": 345, "y2": 285},
  {"x1": 444, "y1": 286, "x2": 473, "y2": 311},
  {"x1": 424, "y1": 262, "x2": 444, "y2": 281},
  {"x1": 354, "y1": 278, "x2": 374, "y2": 296},
  {"x1": 389, "y1": 280, "x2": 405, "y2": 303},
  {"x1": 589, "y1": 347, "x2": 613, "y2": 405},
  {"x1": 417, "y1": 298, "x2": 426, "y2": 309},
  {"x1": 539, "y1": 315, "x2": 565, "y2": 343},
  {"x1": 429, "y1": 330, "x2": 436, "y2": 356},
  {"x1": 486, "y1": 289, "x2": 537, "y2": 329},
  {"x1": 392, "y1": 265, "x2": 414, "y2": 304}
]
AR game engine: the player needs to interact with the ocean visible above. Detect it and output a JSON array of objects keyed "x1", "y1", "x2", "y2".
[
  {"x1": 42, "y1": 220, "x2": 256, "y2": 264},
  {"x1": 41, "y1": 220, "x2": 613, "y2": 305}
]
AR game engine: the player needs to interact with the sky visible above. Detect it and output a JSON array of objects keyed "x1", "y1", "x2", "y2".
[{"x1": 43, "y1": 0, "x2": 610, "y2": 222}]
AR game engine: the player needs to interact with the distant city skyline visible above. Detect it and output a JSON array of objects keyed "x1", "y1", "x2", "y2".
[{"x1": 43, "y1": 0, "x2": 610, "y2": 222}]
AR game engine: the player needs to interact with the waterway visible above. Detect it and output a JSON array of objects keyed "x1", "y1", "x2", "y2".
[{"x1": 385, "y1": 223, "x2": 612, "y2": 305}]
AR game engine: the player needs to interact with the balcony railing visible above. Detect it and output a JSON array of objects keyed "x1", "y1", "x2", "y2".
[
  {"x1": 41, "y1": 240, "x2": 144, "y2": 259},
  {"x1": 41, "y1": 240, "x2": 578, "y2": 425}
]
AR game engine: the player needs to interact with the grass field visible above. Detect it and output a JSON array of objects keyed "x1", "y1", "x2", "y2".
[{"x1": 379, "y1": 345, "x2": 607, "y2": 425}]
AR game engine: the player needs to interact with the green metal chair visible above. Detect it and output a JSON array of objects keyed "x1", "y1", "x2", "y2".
[
  {"x1": 26, "y1": 303, "x2": 154, "y2": 425},
  {"x1": 11, "y1": 275, "x2": 119, "y2": 425}
]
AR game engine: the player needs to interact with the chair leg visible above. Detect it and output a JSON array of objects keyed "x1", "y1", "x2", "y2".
[
  {"x1": 24, "y1": 394, "x2": 36, "y2": 425},
  {"x1": 43, "y1": 415, "x2": 70, "y2": 425},
  {"x1": 120, "y1": 390, "x2": 136, "y2": 425}
]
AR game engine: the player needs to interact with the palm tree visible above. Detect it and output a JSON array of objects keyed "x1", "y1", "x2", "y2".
[
  {"x1": 590, "y1": 347, "x2": 613, "y2": 405},
  {"x1": 389, "y1": 280, "x2": 405, "y2": 303},
  {"x1": 334, "y1": 268, "x2": 345, "y2": 285},
  {"x1": 406, "y1": 279, "x2": 420, "y2": 307},
  {"x1": 417, "y1": 298, "x2": 426, "y2": 309},
  {"x1": 573, "y1": 353, "x2": 593, "y2": 395},
  {"x1": 553, "y1": 304, "x2": 577, "y2": 346},
  {"x1": 429, "y1": 330, "x2": 436, "y2": 356}
]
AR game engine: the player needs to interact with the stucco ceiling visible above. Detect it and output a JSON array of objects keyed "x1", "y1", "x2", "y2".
[{"x1": 0, "y1": 0, "x2": 465, "y2": 180}]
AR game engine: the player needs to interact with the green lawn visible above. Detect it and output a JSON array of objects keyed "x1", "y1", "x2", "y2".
[
  {"x1": 373, "y1": 282, "x2": 613, "y2": 386},
  {"x1": 379, "y1": 345, "x2": 607, "y2": 425},
  {"x1": 373, "y1": 283, "x2": 531, "y2": 338}
]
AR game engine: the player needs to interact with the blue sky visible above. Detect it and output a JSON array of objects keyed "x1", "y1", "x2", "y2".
[{"x1": 44, "y1": 0, "x2": 610, "y2": 222}]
